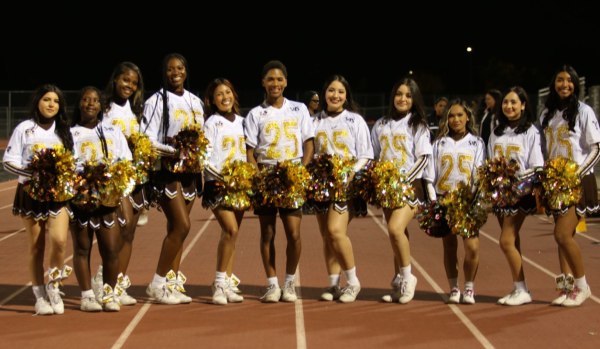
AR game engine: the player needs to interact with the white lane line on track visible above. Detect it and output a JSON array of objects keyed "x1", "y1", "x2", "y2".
[
  {"x1": 111, "y1": 214, "x2": 215, "y2": 349},
  {"x1": 1, "y1": 204, "x2": 13, "y2": 210},
  {"x1": 294, "y1": 267, "x2": 306, "y2": 349},
  {"x1": 0, "y1": 186, "x2": 16, "y2": 192},
  {"x1": 0, "y1": 240, "x2": 96, "y2": 308},
  {"x1": 0, "y1": 228, "x2": 24, "y2": 243},
  {"x1": 535, "y1": 215, "x2": 600, "y2": 243},
  {"x1": 368, "y1": 209, "x2": 495, "y2": 349},
  {"x1": 479, "y1": 230, "x2": 600, "y2": 305}
]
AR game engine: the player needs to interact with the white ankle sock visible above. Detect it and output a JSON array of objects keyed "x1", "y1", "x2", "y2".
[
  {"x1": 81, "y1": 289, "x2": 94, "y2": 298},
  {"x1": 329, "y1": 274, "x2": 341, "y2": 287},
  {"x1": 284, "y1": 274, "x2": 295, "y2": 283},
  {"x1": 514, "y1": 281, "x2": 527, "y2": 291},
  {"x1": 215, "y1": 271, "x2": 227, "y2": 284},
  {"x1": 152, "y1": 273, "x2": 166, "y2": 289},
  {"x1": 448, "y1": 278, "x2": 459, "y2": 290},
  {"x1": 401, "y1": 265, "x2": 412, "y2": 282},
  {"x1": 267, "y1": 277, "x2": 279, "y2": 286},
  {"x1": 464, "y1": 281, "x2": 475, "y2": 290},
  {"x1": 343, "y1": 267, "x2": 359, "y2": 285},
  {"x1": 574, "y1": 276, "x2": 588, "y2": 290},
  {"x1": 32, "y1": 285, "x2": 45, "y2": 300}
]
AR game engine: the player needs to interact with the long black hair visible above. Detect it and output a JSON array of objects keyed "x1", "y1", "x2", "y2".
[
  {"x1": 541, "y1": 65, "x2": 580, "y2": 132},
  {"x1": 72, "y1": 86, "x2": 109, "y2": 159},
  {"x1": 29, "y1": 84, "x2": 73, "y2": 151},
  {"x1": 493, "y1": 86, "x2": 534, "y2": 136},
  {"x1": 386, "y1": 78, "x2": 428, "y2": 134},
  {"x1": 102, "y1": 62, "x2": 145, "y2": 120},
  {"x1": 316, "y1": 75, "x2": 360, "y2": 114},
  {"x1": 160, "y1": 53, "x2": 192, "y2": 141}
]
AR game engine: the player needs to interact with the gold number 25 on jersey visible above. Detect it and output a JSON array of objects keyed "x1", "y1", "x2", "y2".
[{"x1": 266, "y1": 121, "x2": 298, "y2": 159}]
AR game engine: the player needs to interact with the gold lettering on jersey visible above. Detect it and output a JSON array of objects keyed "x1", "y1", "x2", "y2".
[
  {"x1": 545, "y1": 128, "x2": 555, "y2": 156},
  {"x1": 111, "y1": 119, "x2": 126, "y2": 134},
  {"x1": 81, "y1": 141, "x2": 97, "y2": 161},
  {"x1": 130, "y1": 119, "x2": 139, "y2": 133},
  {"x1": 266, "y1": 122, "x2": 281, "y2": 159},
  {"x1": 283, "y1": 120, "x2": 298, "y2": 158},
  {"x1": 222, "y1": 136, "x2": 236, "y2": 164},
  {"x1": 316, "y1": 131, "x2": 328, "y2": 153},
  {"x1": 106, "y1": 139, "x2": 114, "y2": 159},
  {"x1": 32, "y1": 143, "x2": 47, "y2": 153},
  {"x1": 174, "y1": 109, "x2": 190, "y2": 128},
  {"x1": 458, "y1": 155, "x2": 473, "y2": 184},
  {"x1": 494, "y1": 144, "x2": 521, "y2": 160},
  {"x1": 494, "y1": 144, "x2": 503, "y2": 159},
  {"x1": 380, "y1": 135, "x2": 390, "y2": 159},
  {"x1": 238, "y1": 136, "x2": 247, "y2": 155},
  {"x1": 558, "y1": 126, "x2": 573, "y2": 159},
  {"x1": 392, "y1": 135, "x2": 406, "y2": 165},
  {"x1": 333, "y1": 130, "x2": 349, "y2": 158},
  {"x1": 438, "y1": 154, "x2": 453, "y2": 192}
]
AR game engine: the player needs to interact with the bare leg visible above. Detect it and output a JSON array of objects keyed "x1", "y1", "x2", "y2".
[
  {"x1": 281, "y1": 210, "x2": 302, "y2": 275},
  {"x1": 497, "y1": 213, "x2": 527, "y2": 282},
  {"x1": 384, "y1": 206, "x2": 416, "y2": 268},
  {"x1": 442, "y1": 234, "x2": 459, "y2": 280},
  {"x1": 554, "y1": 207, "x2": 584, "y2": 278},
  {"x1": 462, "y1": 236, "x2": 480, "y2": 282},
  {"x1": 119, "y1": 198, "x2": 141, "y2": 274},
  {"x1": 259, "y1": 214, "x2": 277, "y2": 278},
  {"x1": 316, "y1": 211, "x2": 341, "y2": 276},
  {"x1": 23, "y1": 218, "x2": 46, "y2": 286}
]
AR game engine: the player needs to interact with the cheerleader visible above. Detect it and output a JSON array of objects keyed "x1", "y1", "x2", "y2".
[
  {"x1": 68, "y1": 86, "x2": 133, "y2": 312},
  {"x1": 202, "y1": 78, "x2": 246, "y2": 305},
  {"x1": 90, "y1": 62, "x2": 146, "y2": 306},
  {"x1": 540, "y1": 65, "x2": 599, "y2": 306},
  {"x1": 245, "y1": 60, "x2": 315, "y2": 303},
  {"x1": 423, "y1": 99, "x2": 485, "y2": 304},
  {"x1": 311, "y1": 75, "x2": 373, "y2": 303},
  {"x1": 372, "y1": 78, "x2": 432, "y2": 304},
  {"x1": 490, "y1": 87, "x2": 544, "y2": 306},
  {"x1": 142, "y1": 53, "x2": 204, "y2": 304},
  {"x1": 3, "y1": 85, "x2": 74, "y2": 315}
]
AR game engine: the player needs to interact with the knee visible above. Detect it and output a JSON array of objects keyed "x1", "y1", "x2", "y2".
[
  {"x1": 260, "y1": 227, "x2": 275, "y2": 244},
  {"x1": 554, "y1": 231, "x2": 571, "y2": 247},
  {"x1": 499, "y1": 236, "x2": 514, "y2": 253},
  {"x1": 223, "y1": 226, "x2": 239, "y2": 240},
  {"x1": 169, "y1": 220, "x2": 191, "y2": 240},
  {"x1": 121, "y1": 226, "x2": 136, "y2": 244}
]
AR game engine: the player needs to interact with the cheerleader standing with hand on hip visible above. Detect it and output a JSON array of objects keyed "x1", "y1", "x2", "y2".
[
  {"x1": 423, "y1": 99, "x2": 485, "y2": 304},
  {"x1": 311, "y1": 75, "x2": 373, "y2": 303},
  {"x1": 540, "y1": 65, "x2": 599, "y2": 306},
  {"x1": 372, "y1": 78, "x2": 432, "y2": 304},
  {"x1": 143, "y1": 53, "x2": 204, "y2": 304},
  {"x1": 245, "y1": 60, "x2": 315, "y2": 303},
  {"x1": 3, "y1": 85, "x2": 74, "y2": 315},
  {"x1": 490, "y1": 86, "x2": 544, "y2": 306},
  {"x1": 202, "y1": 78, "x2": 246, "y2": 305},
  {"x1": 68, "y1": 86, "x2": 134, "y2": 312},
  {"x1": 90, "y1": 62, "x2": 146, "y2": 306}
]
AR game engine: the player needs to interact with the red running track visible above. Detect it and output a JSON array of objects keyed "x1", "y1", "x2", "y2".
[{"x1": 0, "y1": 178, "x2": 599, "y2": 348}]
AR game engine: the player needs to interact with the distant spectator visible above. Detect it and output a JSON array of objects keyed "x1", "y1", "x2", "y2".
[
  {"x1": 478, "y1": 89, "x2": 502, "y2": 148},
  {"x1": 427, "y1": 97, "x2": 448, "y2": 138},
  {"x1": 302, "y1": 91, "x2": 319, "y2": 116}
]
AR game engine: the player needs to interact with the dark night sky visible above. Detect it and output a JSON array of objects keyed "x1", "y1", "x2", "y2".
[{"x1": 2, "y1": 2, "x2": 600, "y2": 103}]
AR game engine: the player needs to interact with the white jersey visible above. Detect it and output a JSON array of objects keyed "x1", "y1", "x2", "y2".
[
  {"x1": 3, "y1": 120, "x2": 67, "y2": 184},
  {"x1": 103, "y1": 100, "x2": 139, "y2": 137},
  {"x1": 540, "y1": 102, "x2": 600, "y2": 173},
  {"x1": 70, "y1": 123, "x2": 132, "y2": 169},
  {"x1": 203, "y1": 113, "x2": 247, "y2": 182},
  {"x1": 245, "y1": 98, "x2": 315, "y2": 165},
  {"x1": 142, "y1": 89, "x2": 205, "y2": 154},
  {"x1": 488, "y1": 124, "x2": 544, "y2": 174},
  {"x1": 424, "y1": 133, "x2": 486, "y2": 194},
  {"x1": 371, "y1": 114, "x2": 432, "y2": 179},
  {"x1": 313, "y1": 110, "x2": 373, "y2": 161}
]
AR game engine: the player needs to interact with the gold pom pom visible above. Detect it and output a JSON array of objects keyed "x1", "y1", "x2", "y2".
[
  {"x1": 540, "y1": 156, "x2": 582, "y2": 210},
  {"x1": 253, "y1": 160, "x2": 311, "y2": 209},
  {"x1": 369, "y1": 160, "x2": 414, "y2": 209},
  {"x1": 127, "y1": 133, "x2": 157, "y2": 184},
  {"x1": 306, "y1": 154, "x2": 356, "y2": 202},
  {"x1": 163, "y1": 124, "x2": 212, "y2": 173},
  {"x1": 217, "y1": 160, "x2": 257, "y2": 210},
  {"x1": 440, "y1": 182, "x2": 487, "y2": 238},
  {"x1": 23, "y1": 147, "x2": 76, "y2": 202}
]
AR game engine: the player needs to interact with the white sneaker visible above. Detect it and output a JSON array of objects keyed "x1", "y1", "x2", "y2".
[
  {"x1": 398, "y1": 276, "x2": 418, "y2": 304},
  {"x1": 339, "y1": 284, "x2": 361, "y2": 303},
  {"x1": 462, "y1": 289, "x2": 475, "y2": 304},
  {"x1": 101, "y1": 284, "x2": 121, "y2": 312},
  {"x1": 551, "y1": 290, "x2": 569, "y2": 306},
  {"x1": 229, "y1": 274, "x2": 241, "y2": 293},
  {"x1": 211, "y1": 282, "x2": 227, "y2": 305},
  {"x1": 551, "y1": 274, "x2": 572, "y2": 306},
  {"x1": 46, "y1": 267, "x2": 66, "y2": 315},
  {"x1": 34, "y1": 298, "x2": 54, "y2": 315},
  {"x1": 81, "y1": 295, "x2": 102, "y2": 312},
  {"x1": 225, "y1": 280, "x2": 244, "y2": 303},
  {"x1": 117, "y1": 274, "x2": 137, "y2": 306},
  {"x1": 260, "y1": 285, "x2": 281, "y2": 303},
  {"x1": 137, "y1": 209, "x2": 149, "y2": 227},
  {"x1": 281, "y1": 280, "x2": 297, "y2": 302},
  {"x1": 91, "y1": 270, "x2": 103, "y2": 299},
  {"x1": 320, "y1": 286, "x2": 342, "y2": 301},
  {"x1": 447, "y1": 288, "x2": 461, "y2": 304},
  {"x1": 561, "y1": 286, "x2": 592, "y2": 307},
  {"x1": 505, "y1": 289, "x2": 532, "y2": 306},
  {"x1": 168, "y1": 270, "x2": 192, "y2": 304},
  {"x1": 497, "y1": 291, "x2": 514, "y2": 305},
  {"x1": 146, "y1": 283, "x2": 180, "y2": 305},
  {"x1": 382, "y1": 278, "x2": 402, "y2": 303}
]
